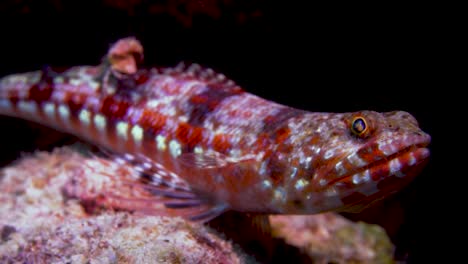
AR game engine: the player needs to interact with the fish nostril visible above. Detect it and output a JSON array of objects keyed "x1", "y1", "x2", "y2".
[{"x1": 387, "y1": 123, "x2": 400, "y2": 131}]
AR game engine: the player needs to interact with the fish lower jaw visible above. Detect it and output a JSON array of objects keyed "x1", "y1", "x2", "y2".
[{"x1": 328, "y1": 145, "x2": 430, "y2": 189}]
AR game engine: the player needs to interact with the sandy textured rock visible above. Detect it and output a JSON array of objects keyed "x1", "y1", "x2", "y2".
[
  {"x1": 270, "y1": 214, "x2": 394, "y2": 264},
  {"x1": 0, "y1": 148, "x2": 242, "y2": 264}
]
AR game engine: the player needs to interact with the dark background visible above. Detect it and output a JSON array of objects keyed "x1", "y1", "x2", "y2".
[{"x1": 0, "y1": 1, "x2": 442, "y2": 263}]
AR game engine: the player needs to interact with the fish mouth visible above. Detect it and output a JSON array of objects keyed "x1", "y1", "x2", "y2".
[
  {"x1": 329, "y1": 141, "x2": 430, "y2": 188},
  {"x1": 327, "y1": 142, "x2": 430, "y2": 213}
]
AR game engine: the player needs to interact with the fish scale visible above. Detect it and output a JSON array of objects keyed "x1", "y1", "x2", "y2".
[{"x1": 0, "y1": 37, "x2": 431, "y2": 221}]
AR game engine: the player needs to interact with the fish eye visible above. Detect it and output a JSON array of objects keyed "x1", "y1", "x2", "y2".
[{"x1": 351, "y1": 116, "x2": 369, "y2": 138}]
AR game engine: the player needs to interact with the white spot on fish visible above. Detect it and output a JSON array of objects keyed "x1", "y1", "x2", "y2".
[
  {"x1": 259, "y1": 161, "x2": 268, "y2": 175},
  {"x1": 89, "y1": 81, "x2": 100, "y2": 91},
  {"x1": 362, "y1": 170, "x2": 371, "y2": 182},
  {"x1": 314, "y1": 147, "x2": 321, "y2": 155},
  {"x1": 216, "y1": 74, "x2": 226, "y2": 81},
  {"x1": 79, "y1": 109, "x2": 91, "y2": 126},
  {"x1": 116, "y1": 121, "x2": 129, "y2": 140},
  {"x1": 295, "y1": 178, "x2": 309, "y2": 190},
  {"x1": 157, "y1": 170, "x2": 167, "y2": 177},
  {"x1": 194, "y1": 146, "x2": 203, "y2": 154},
  {"x1": 147, "y1": 100, "x2": 160, "y2": 108},
  {"x1": 273, "y1": 187, "x2": 286, "y2": 202},
  {"x1": 54, "y1": 76, "x2": 64, "y2": 84},
  {"x1": 131, "y1": 125, "x2": 144, "y2": 143},
  {"x1": 124, "y1": 153, "x2": 134, "y2": 161},
  {"x1": 134, "y1": 165, "x2": 144, "y2": 173},
  {"x1": 105, "y1": 86, "x2": 116, "y2": 95},
  {"x1": 114, "y1": 157, "x2": 127, "y2": 165},
  {"x1": 229, "y1": 148, "x2": 242, "y2": 158},
  {"x1": 18, "y1": 101, "x2": 37, "y2": 114},
  {"x1": 290, "y1": 167, "x2": 298, "y2": 179},
  {"x1": 319, "y1": 178, "x2": 327, "y2": 186},
  {"x1": 43, "y1": 102, "x2": 56, "y2": 119},
  {"x1": 156, "y1": 135, "x2": 166, "y2": 151},
  {"x1": 352, "y1": 174, "x2": 362, "y2": 185},
  {"x1": 69, "y1": 78, "x2": 83, "y2": 86},
  {"x1": 58, "y1": 104, "x2": 70, "y2": 120},
  {"x1": 347, "y1": 152, "x2": 367, "y2": 167},
  {"x1": 153, "y1": 162, "x2": 164, "y2": 170},
  {"x1": 335, "y1": 161, "x2": 347, "y2": 176},
  {"x1": 378, "y1": 139, "x2": 397, "y2": 156},
  {"x1": 408, "y1": 153, "x2": 416, "y2": 166},
  {"x1": 94, "y1": 114, "x2": 107, "y2": 131},
  {"x1": 262, "y1": 180, "x2": 272, "y2": 189},
  {"x1": 352, "y1": 170, "x2": 370, "y2": 185},
  {"x1": 169, "y1": 139, "x2": 181, "y2": 158},
  {"x1": 304, "y1": 156, "x2": 313, "y2": 169},
  {"x1": 142, "y1": 162, "x2": 152, "y2": 170},
  {"x1": 389, "y1": 158, "x2": 402, "y2": 175},
  {"x1": 178, "y1": 115, "x2": 188, "y2": 122}
]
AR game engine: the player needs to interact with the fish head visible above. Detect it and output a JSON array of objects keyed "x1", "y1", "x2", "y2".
[{"x1": 279, "y1": 110, "x2": 430, "y2": 214}]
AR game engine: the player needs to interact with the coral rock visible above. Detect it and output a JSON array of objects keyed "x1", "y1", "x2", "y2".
[
  {"x1": 0, "y1": 148, "x2": 242, "y2": 263},
  {"x1": 269, "y1": 214, "x2": 394, "y2": 264}
]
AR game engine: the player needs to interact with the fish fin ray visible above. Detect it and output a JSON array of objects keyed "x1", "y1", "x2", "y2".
[
  {"x1": 187, "y1": 204, "x2": 228, "y2": 222},
  {"x1": 178, "y1": 152, "x2": 257, "y2": 169},
  {"x1": 98, "y1": 148, "x2": 191, "y2": 190},
  {"x1": 178, "y1": 152, "x2": 228, "y2": 169},
  {"x1": 160, "y1": 61, "x2": 241, "y2": 91},
  {"x1": 249, "y1": 214, "x2": 272, "y2": 235},
  {"x1": 103, "y1": 181, "x2": 227, "y2": 223},
  {"x1": 94, "y1": 149, "x2": 227, "y2": 222}
]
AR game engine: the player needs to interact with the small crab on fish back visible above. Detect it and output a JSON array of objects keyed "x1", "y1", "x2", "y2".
[{"x1": 0, "y1": 37, "x2": 431, "y2": 222}]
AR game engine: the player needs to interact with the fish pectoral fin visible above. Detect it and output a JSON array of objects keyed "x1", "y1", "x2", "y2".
[
  {"x1": 249, "y1": 213, "x2": 272, "y2": 235},
  {"x1": 104, "y1": 181, "x2": 228, "y2": 222},
  {"x1": 94, "y1": 149, "x2": 228, "y2": 222}
]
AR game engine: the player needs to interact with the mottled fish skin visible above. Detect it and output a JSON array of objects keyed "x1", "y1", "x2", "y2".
[{"x1": 0, "y1": 38, "x2": 431, "y2": 220}]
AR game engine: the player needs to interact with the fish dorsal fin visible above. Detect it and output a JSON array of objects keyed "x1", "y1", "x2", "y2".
[
  {"x1": 160, "y1": 62, "x2": 238, "y2": 89},
  {"x1": 102, "y1": 38, "x2": 239, "y2": 92},
  {"x1": 94, "y1": 149, "x2": 228, "y2": 222}
]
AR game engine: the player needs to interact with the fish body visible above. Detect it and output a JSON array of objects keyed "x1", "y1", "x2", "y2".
[{"x1": 0, "y1": 38, "x2": 430, "y2": 221}]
